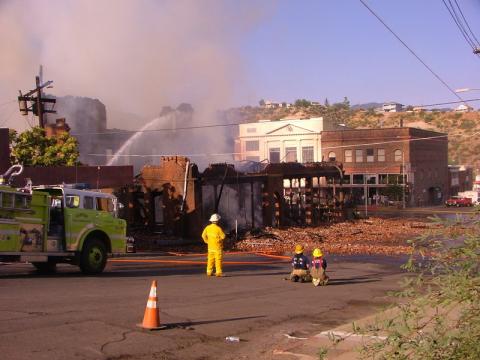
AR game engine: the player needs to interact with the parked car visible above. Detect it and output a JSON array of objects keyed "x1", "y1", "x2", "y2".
[{"x1": 445, "y1": 196, "x2": 473, "y2": 207}]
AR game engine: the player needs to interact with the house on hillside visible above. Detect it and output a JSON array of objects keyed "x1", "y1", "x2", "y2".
[
  {"x1": 455, "y1": 104, "x2": 473, "y2": 112},
  {"x1": 261, "y1": 100, "x2": 291, "y2": 109},
  {"x1": 382, "y1": 102, "x2": 403, "y2": 113}
]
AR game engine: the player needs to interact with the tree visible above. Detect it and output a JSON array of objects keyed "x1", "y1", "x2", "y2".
[
  {"x1": 294, "y1": 99, "x2": 310, "y2": 107},
  {"x1": 332, "y1": 97, "x2": 350, "y2": 111},
  {"x1": 259, "y1": 99, "x2": 266, "y2": 107},
  {"x1": 10, "y1": 127, "x2": 80, "y2": 166},
  {"x1": 8, "y1": 129, "x2": 17, "y2": 164},
  {"x1": 324, "y1": 98, "x2": 330, "y2": 107}
]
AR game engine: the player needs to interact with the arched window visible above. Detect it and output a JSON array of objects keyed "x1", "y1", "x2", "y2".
[
  {"x1": 394, "y1": 149, "x2": 403, "y2": 162},
  {"x1": 328, "y1": 151, "x2": 336, "y2": 161}
]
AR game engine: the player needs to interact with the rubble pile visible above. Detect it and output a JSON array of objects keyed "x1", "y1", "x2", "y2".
[{"x1": 234, "y1": 218, "x2": 434, "y2": 256}]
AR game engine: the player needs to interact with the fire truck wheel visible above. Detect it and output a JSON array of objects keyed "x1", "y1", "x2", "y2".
[
  {"x1": 32, "y1": 261, "x2": 57, "y2": 273},
  {"x1": 80, "y1": 239, "x2": 107, "y2": 275}
]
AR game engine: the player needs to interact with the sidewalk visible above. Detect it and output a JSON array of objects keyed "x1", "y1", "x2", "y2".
[{"x1": 271, "y1": 308, "x2": 397, "y2": 360}]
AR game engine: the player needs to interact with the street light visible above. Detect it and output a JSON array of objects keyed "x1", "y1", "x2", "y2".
[{"x1": 454, "y1": 88, "x2": 480, "y2": 93}]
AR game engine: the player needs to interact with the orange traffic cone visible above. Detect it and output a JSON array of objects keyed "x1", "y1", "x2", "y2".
[{"x1": 137, "y1": 280, "x2": 166, "y2": 330}]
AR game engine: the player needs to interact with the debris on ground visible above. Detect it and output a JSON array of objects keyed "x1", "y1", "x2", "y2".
[
  {"x1": 233, "y1": 218, "x2": 436, "y2": 256},
  {"x1": 130, "y1": 217, "x2": 438, "y2": 256}
]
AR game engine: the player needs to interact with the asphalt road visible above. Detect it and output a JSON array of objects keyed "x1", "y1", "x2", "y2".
[{"x1": 0, "y1": 252, "x2": 408, "y2": 360}]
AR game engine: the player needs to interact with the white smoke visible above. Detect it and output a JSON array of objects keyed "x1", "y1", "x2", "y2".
[{"x1": 0, "y1": 0, "x2": 274, "y2": 133}]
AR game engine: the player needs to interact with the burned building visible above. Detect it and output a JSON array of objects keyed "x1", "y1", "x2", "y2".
[
  {"x1": 122, "y1": 157, "x2": 201, "y2": 236},
  {"x1": 123, "y1": 156, "x2": 348, "y2": 240}
]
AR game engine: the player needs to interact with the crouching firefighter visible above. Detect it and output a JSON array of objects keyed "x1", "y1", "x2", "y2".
[
  {"x1": 311, "y1": 248, "x2": 329, "y2": 286},
  {"x1": 290, "y1": 244, "x2": 312, "y2": 282}
]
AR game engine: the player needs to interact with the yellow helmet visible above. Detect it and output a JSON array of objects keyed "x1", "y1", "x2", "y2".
[
  {"x1": 294, "y1": 244, "x2": 304, "y2": 254},
  {"x1": 313, "y1": 248, "x2": 323, "y2": 257}
]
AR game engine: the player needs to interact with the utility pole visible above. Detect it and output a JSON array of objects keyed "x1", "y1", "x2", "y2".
[
  {"x1": 18, "y1": 71, "x2": 56, "y2": 128},
  {"x1": 364, "y1": 174, "x2": 368, "y2": 217},
  {"x1": 35, "y1": 76, "x2": 45, "y2": 127},
  {"x1": 402, "y1": 151, "x2": 406, "y2": 209}
]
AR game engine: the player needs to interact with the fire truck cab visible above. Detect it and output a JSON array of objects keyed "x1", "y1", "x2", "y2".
[{"x1": 0, "y1": 165, "x2": 130, "y2": 274}]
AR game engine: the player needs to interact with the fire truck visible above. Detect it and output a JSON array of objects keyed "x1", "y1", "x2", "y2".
[{"x1": 0, "y1": 165, "x2": 133, "y2": 274}]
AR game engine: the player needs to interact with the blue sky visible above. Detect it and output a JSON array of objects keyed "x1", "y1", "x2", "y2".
[
  {"x1": 1, "y1": 0, "x2": 479, "y2": 132},
  {"x1": 240, "y1": 0, "x2": 480, "y2": 107}
]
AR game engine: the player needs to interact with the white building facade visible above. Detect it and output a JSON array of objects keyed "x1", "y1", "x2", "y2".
[
  {"x1": 235, "y1": 117, "x2": 345, "y2": 164},
  {"x1": 382, "y1": 102, "x2": 403, "y2": 112}
]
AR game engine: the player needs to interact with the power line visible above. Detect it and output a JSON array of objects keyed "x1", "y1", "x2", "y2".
[
  {"x1": 454, "y1": 0, "x2": 480, "y2": 45},
  {"x1": 70, "y1": 97, "x2": 480, "y2": 137},
  {"x1": 359, "y1": 0, "x2": 467, "y2": 101},
  {"x1": 416, "y1": 97, "x2": 480, "y2": 108},
  {"x1": 87, "y1": 129, "x2": 477, "y2": 160},
  {"x1": 442, "y1": 0, "x2": 480, "y2": 57},
  {"x1": 0, "y1": 107, "x2": 19, "y2": 127},
  {"x1": 72, "y1": 121, "x2": 236, "y2": 136},
  {"x1": 443, "y1": 0, "x2": 475, "y2": 48},
  {"x1": 0, "y1": 99, "x2": 16, "y2": 108}
]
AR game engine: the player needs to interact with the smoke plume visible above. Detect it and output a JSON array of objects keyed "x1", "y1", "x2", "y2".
[{"x1": 0, "y1": 0, "x2": 274, "y2": 165}]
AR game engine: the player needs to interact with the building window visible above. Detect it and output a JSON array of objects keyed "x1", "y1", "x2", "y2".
[
  {"x1": 285, "y1": 147, "x2": 297, "y2": 162},
  {"x1": 328, "y1": 151, "x2": 336, "y2": 161},
  {"x1": 342, "y1": 175, "x2": 351, "y2": 184},
  {"x1": 394, "y1": 149, "x2": 403, "y2": 162},
  {"x1": 246, "y1": 127, "x2": 256, "y2": 133},
  {"x1": 353, "y1": 174, "x2": 364, "y2": 184},
  {"x1": 246, "y1": 156, "x2": 260, "y2": 162},
  {"x1": 269, "y1": 148, "x2": 280, "y2": 163},
  {"x1": 245, "y1": 140, "x2": 259, "y2": 151},
  {"x1": 366, "y1": 148, "x2": 374, "y2": 162},
  {"x1": 302, "y1": 146, "x2": 314, "y2": 163},
  {"x1": 387, "y1": 174, "x2": 405, "y2": 184},
  {"x1": 344, "y1": 150, "x2": 352, "y2": 163},
  {"x1": 366, "y1": 174, "x2": 376, "y2": 184},
  {"x1": 379, "y1": 174, "x2": 388, "y2": 184},
  {"x1": 378, "y1": 148, "x2": 385, "y2": 162},
  {"x1": 355, "y1": 149, "x2": 363, "y2": 163}
]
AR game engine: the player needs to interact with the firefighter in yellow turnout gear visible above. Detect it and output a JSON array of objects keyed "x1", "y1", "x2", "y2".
[{"x1": 202, "y1": 213, "x2": 226, "y2": 277}]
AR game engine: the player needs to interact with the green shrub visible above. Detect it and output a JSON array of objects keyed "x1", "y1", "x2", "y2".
[
  {"x1": 459, "y1": 118, "x2": 475, "y2": 130},
  {"x1": 358, "y1": 216, "x2": 480, "y2": 359}
]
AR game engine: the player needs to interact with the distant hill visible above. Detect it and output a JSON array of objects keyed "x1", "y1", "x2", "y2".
[
  {"x1": 351, "y1": 102, "x2": 383, "y2": 110},
  {"x1": 223, "y1": 104, "x2": 480, "y2": 170}
]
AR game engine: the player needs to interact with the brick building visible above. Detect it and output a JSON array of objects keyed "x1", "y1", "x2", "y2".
[
  {"x1": 320, "y1": 127, "x2": 449, "y2": 206},
  {"x1": 448, "y1": 165, "x2": 474, "y2": 196}
]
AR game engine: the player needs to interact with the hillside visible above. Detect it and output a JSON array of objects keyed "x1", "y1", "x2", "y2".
[{"x1": 223, "y1": 105, "x2": 480, "y2": 169}]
